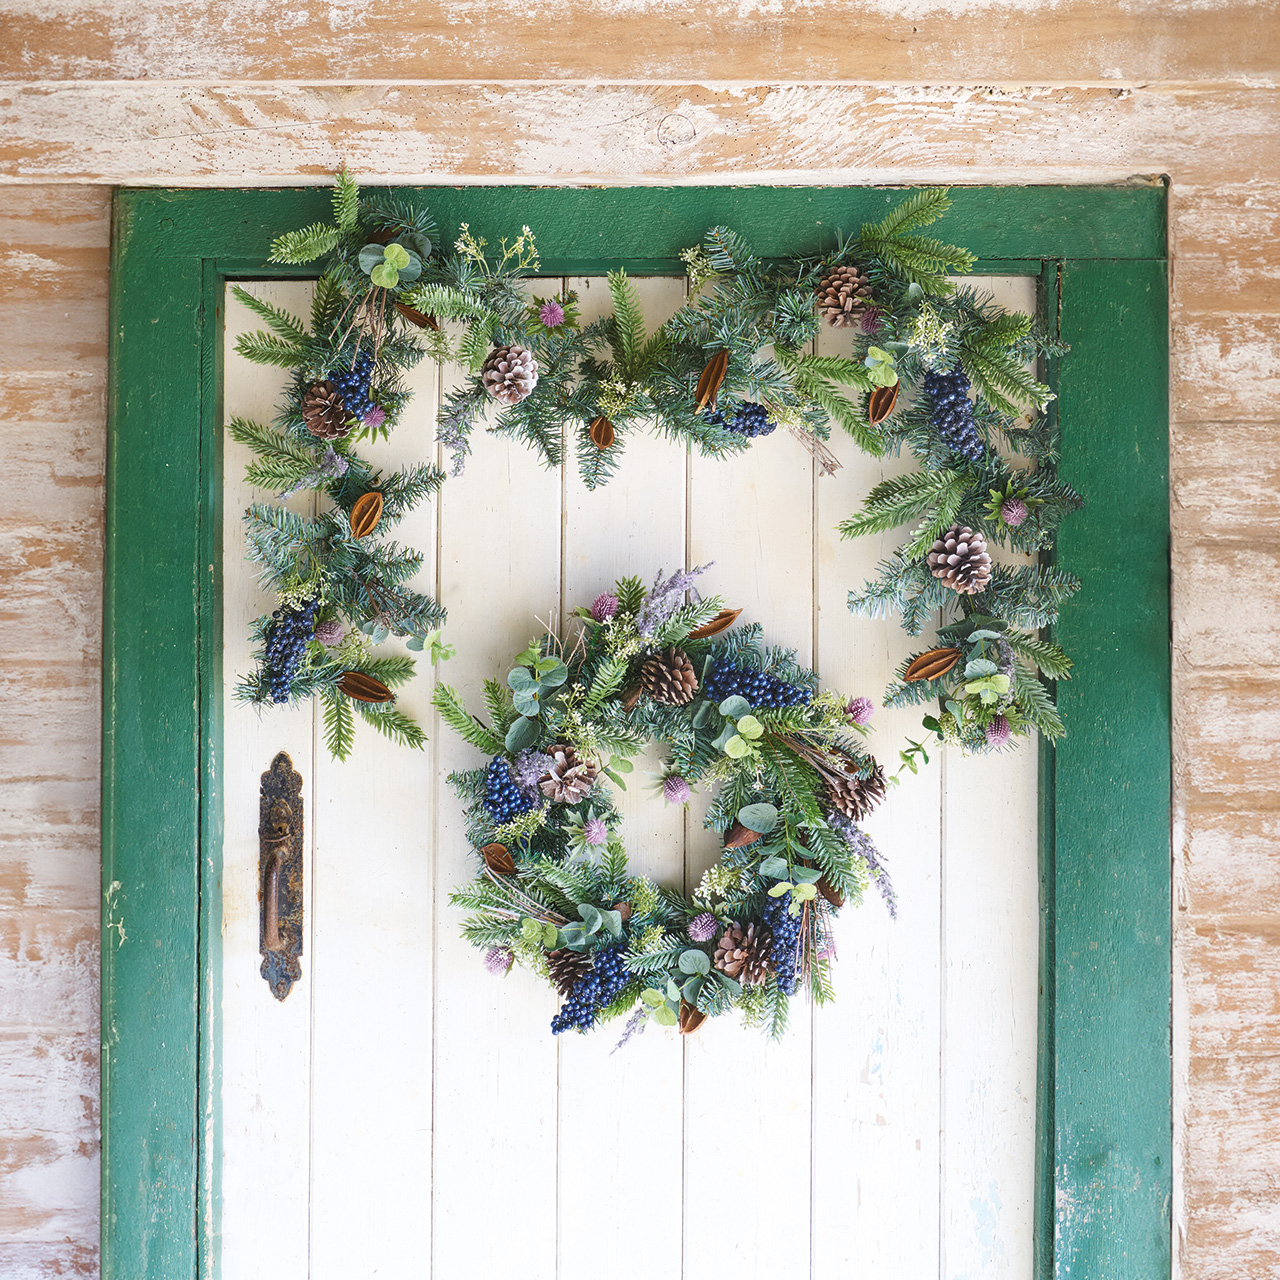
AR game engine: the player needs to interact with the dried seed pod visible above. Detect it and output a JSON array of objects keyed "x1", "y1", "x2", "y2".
[
  {"x1": 679, "y1": 1001, "x2": 708, "y2": 1035},
  {"x1": 867, "y1": 382, "x2": 900, "y2": 426},
  {"x1": 687, "y1": 608, "x2": 742, "y2": 640},
  {"x1": 621, "y1": 683, "x2": 643, "y2": 712},
  {"x1": 723, "y1": 822, "x2": 762, "y2": 849},
  {"x1": 817, "y1": 875, "x2": 845, "y2": 910},
  {"x1": 694, "y1": 349, "x2": 729, "y2": 411},
  {"x1": 394, "y1": 302, "x2": 440, "y2": 331},
  {"x1": 903, "y1": 646, "x2": 963, "y2": 683},
  {"x1": 589, "y1": 416, "x2": 615, "y2": 449},
  {"x1": 349, "y1": 491, "x2": 384, "y2": 539},
  {"x1": 337, "y1": 671, "x2": 395, "y2": 703},
  {"x1": 611, "y1": 901, "x2": 633, "y2": 924},
  {"x1": 481, "y1": 842, "x2": 515, "y2": 875}
]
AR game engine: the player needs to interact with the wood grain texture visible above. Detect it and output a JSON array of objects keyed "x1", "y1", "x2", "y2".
[
  {"x1": 0, "y1": 84, "x2": 1274, "y2": 188},
  {"x1": 0, "y1": 184, "x2": 106, "y2": 1273},
  {"x1": 0, "y1": 51, "x2": 1275, "y2": 1279},
  {"x1": 2, "y1": 0, "x2": 1276, "y2": 84}
]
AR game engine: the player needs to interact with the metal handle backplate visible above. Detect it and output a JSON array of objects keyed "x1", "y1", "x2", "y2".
[{"x1": 258, "y1": 751, "x2": 304, "y2": 1000}]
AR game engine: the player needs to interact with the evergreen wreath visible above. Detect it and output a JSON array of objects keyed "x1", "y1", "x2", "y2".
[
  {"x1": 233, "y1": 171, "x2": 1081, "y2": 761},
  {"x1": 435, "y1": 567, "x2": 895, "y2": 1040}
]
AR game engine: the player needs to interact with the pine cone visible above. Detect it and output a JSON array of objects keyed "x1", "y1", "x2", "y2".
[
  {"x1": 538, "y1": 744, "x2": 600, "y2": 804},
  {"x1": 547, "y1": 948, "x2": 589, "y2": 996},
  {"x1": 926, "y1": 524, "x2": 993, "y2": 595},
  {"x1": 481, "y1": 345, "x2": 539, "y2": 405},
  {"x1": 815, "y1": 264, "x2": 874, "y2": 329},
  {"x1": 639, "y1": 647, "x2": 699, "y2": 707},
  {"x1": 824, "y1": 758, "x2": 888, "y2": 822},
  {"x1": 302, "y1": 380, "x2": 353, "y2": 440},
  {"x1": 713, "y1": 921, "x2": 774, "y2": 985}
]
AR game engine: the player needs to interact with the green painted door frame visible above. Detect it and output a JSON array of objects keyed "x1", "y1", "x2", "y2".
[{"x1": 104, "y1": 184, "x2": 1170, "y2": 1280}]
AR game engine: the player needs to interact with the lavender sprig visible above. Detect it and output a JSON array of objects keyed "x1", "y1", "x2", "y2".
[
  {"x1": 829, "y1": 812, "x2": 897, "y2": 918},
  {"x1": 635, "y1": 563, "x2": 713, "y2": 638}
]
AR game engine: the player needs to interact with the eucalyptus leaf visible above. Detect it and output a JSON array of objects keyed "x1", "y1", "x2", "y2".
[
  {"x1": 758, "y1": 855, "x2": 790, "y2": 880},
  {"x1": 504, "y1": 715, "x2": 539, "y2": 752},
  {"x1": 711, "y1": 723, "x2": 737, "y2": 753},
  {"x1": 653, "y1": 1004, "x2": 678, "y2": 1027},
  {"x1": 599, "y1": 909, "x2": 623, "y2": 939},
  {"x1": 603, "y1": 770, "x2": 628, "y2": 791},
  {"x1": 714, "y1": 972, "x2": 742, "y2": 996},
  {"x1": 370, "y1": 624, "x2": 390, "y2": 646},
  {"x1": 542, "y1": 923, "x2": 559, "y2": 948},
  {"x1": 370, "y1": 261, "x2": 400, "y2": 289},
  {"x1": 559, "y1": 922, "x2": 588, "y2": 950},
  {"x1": 682, "y1": 975, "x2": 704, "y2": 1002},
  {"x1": 535, "y1": 659, "x2": 568, "y2": 686},
  {"x1": 768, "y1": 882, "x2": 792, "y2": 898},
  {"x1": 666, "y1": 979, "x2": 682, "y2": 1003},
  {"x1": 718, "y1": 694, "x2": 753, "y2": 719},
  {"x1": 512, "y1": 689, "x2": 541, "y2": 717},
  {"x1": 405, "y1": 635, "x2": 426, "y2": 652},
  {"x1": 383, "y1": 243, "x2": 411, "y2": 270},
  {"x1": 609, "y1": 757, "x2": 634, "y2": 774},
  {"x1": 578, "y1": 904, "x2": 603, "y2": 935},
  {"x1": 691, "y1": 700, "x2": 715, "y2": 730},
  {"x1": 507, "y1": 667, "x2": 535, "y2": 691},
  {"x1": 968, "y1": 629, "x2": 1004, "y2": 642},
  {"x1": 678, "y1": 948, "x2": 711, "y2": 976},
  {"x1": 737, "y1": 802, "x2": 779, "y2": 834},
  {"x1": 723, "y1": 735, "x2": 750, "y2": 759},
  {"x1": 642, "y1": 988, "x2": 665, "y2": 1008},
  {"x1": 736, "y1": 714, "x2": 763, "y2": 740},
  {"x1": 358, "y1": 243, "x2": 386, "y2": 273},
  {"x1": 964, "y1": 658, "x2": 998, "y2": 678},
  {"x1": 520, "y1": 918, "x2": 543, "y2": 944},
  {"x1": 793, "y1": 882, "x2": 819, "y2": 901},
  {"x1": 790, "y1": 866, "x2": 822, "y2": 885}
]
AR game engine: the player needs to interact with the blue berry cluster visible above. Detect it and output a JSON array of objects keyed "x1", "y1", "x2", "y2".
[
  {"x1": 702, "y1": 407, "x2": 727, "y2": 430},
  {"x1": 264, "y1": 599, "x2": 319, "y2": 704},
  {"x1": 329, "y1": 350, "x2": 376, "y2": 422},
  {"x1": 483, "y1": 757, "x2": 536, "y2": 824},
  {"x1": 923, "y1": 368, "x2": 983, "y2": 463},
  {"x1": 551, "y1": 943, "x2": 631, "y2": 1034},
  {"x1": 762, "y1": 896, "x2": 803, "y2": 995},
  {"x1": 727, "y1": 401, "x2": 776, "y2": 438},
  {"x1": 701, "y1": 659, "x2": 812, "y2": 709}
]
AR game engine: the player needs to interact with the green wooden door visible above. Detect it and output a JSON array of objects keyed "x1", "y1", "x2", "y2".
[{"x1": 104, "y1": 184, "x2": 1170, "y2": 1280}]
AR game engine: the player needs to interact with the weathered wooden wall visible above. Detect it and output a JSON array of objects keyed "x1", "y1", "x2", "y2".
[{"x1": 0, "y1": 9, "x2": 1276, "y2": 1274}]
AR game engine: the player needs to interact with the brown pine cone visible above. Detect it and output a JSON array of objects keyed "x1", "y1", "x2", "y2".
[
  {"x1": 926, "y1": 524, "x2": 993, "y2": 595},
  {"x1": 538, "y1": 745, "x2": 600, "y2": 804},
  {"x1": 481, "y1": 345, "x2": 539, "y2": 405},
  {"x1": 815, "y1": 264, "x2": 874, "y2": 329},
  {"x1": 824, "y1": 758, "x2": 888, "y2": 822},
  {"x1": 547, "y1": 948, "x2": 590, "y2": 996},
  {"x1": 302, "y1": 380, "x2": 353, "y2": 440},
  {"x1": 639, "y1": 647, "x2": 699, "y2": 707},
  {"x1": 713, "y1": 921, "x2": 774, "y2": 985}
]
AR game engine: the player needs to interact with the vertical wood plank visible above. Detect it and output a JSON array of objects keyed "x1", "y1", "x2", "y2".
[
  {"x1": 940, "y1": 275, "x2": 1040, "y2": 1280},
  {"x1": 307, "y1": 339, "x2": 439, "y2": 1279},
  {"x1": 220, "y1": 282, "x2": 315, "y2": 1280},
  {"x1": 431, "y1": 294, "x2": 563, "y2": 1280},
  {"x1": 556, "y1": 275, "x2": 687, "y2": 1280},
  {"x1": 683, "y1": 412, "x2": 816, "y2": 1276},
  {"x1": 811, "y1": 321, "x2": 943, "y2": 1280}
]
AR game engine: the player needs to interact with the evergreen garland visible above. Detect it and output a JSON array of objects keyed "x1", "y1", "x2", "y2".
[
  {"x1": 233, "y1": 172, "x2": 1082, "y2": 760},
  {"x1": 438, "y1": 568, "x2": 895, "y2": 1041}
]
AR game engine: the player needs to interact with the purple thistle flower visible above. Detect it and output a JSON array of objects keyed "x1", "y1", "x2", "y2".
[
  {"x1": 591, "y1": 591, "x2": 619, "y2": 622},
  {"x1": 584, "y1": 817, "x2": 608, "y2": 846},
  {"x1": 663, "y1": 774, "x2": 691, "y2": 805},
  {"x1": 362, "y1": 407, "x2": 386, "y2": 430},
  {"x1": 861, "y1": 306, "x2": 886, "y2": 335},
  {"x1": 846, "y1": 696, "x2": 876, "y2": 725},
  {"x1": 688, "y1": 912, "x2": 718, "y2": 943},
  {"x1": 539, "y1": 300, "x2": 566, "y2": 328},
  {"x1": 1002, "y1": 497, "x2": 1029, "y2": 527},
  {"x1": 314, "y1": 619, "x2": 345, "y2": 647},
  {"x1": 986, "y1": 714, "x2": 1012, "y2": 748},
  {"x1": 484, "y1": 946, "x2": 514, "y2": 975},
  {"x1": 635, "y1": 563, "x2": 712, "y2": 638}
]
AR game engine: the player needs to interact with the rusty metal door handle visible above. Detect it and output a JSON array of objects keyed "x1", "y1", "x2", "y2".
[
  {"x1": 262, "y1": 851, "x2": 283, "y2": 951},
  {"x1": 258, "y1": 752, "x2": 304, "y2": 1000}
]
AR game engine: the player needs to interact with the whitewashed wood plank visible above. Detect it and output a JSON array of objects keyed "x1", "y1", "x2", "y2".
[
  {"x1": 220, "y1": 282, "x2": 316, "y2": 1280},
  {"x1": 810, "y1": 317, "x2": 944, "y2": 1280},
  {"x1": 940, "y1": 274, "x2": 1040, "y2": 1280},
  {"x1": 431, "y1": 287, "x2": 563, "y2": 1280},
  {"x1": 307, "y1": 338, "x2": 439, "y2": 1279},
  {"x1": 684, "y1": 408, "x2": 816, "y2": 1275},
  {"x1": 556, "y1": 275, "x2": 688, "y2": 1280}
]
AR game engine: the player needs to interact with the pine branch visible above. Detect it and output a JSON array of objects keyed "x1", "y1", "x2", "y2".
[
  {"x1": 838, "y1": 469, "x2": 970, "y2": 540},
  {"x1": 353, "y1": 700, "x2": 428, "y2": 750},
  {"x1": 234, "y1": 332, "x2": 309, "y2": 370},
  {"x1": 960, "y1": 342, "x2": 1053, "y2": 415},
  {"x1": 861, "y1": 188, "x2": 953, "y2": 241},
  {"x1": 1013, "y1": 666, "x2": 1065, "y2": 740},
  {"x1": 269, "y1": 222, "x2": 343, "y2": 265},
  {"x1": 332, "y1": 169, "x2": 360, "y2": 232},
  {"x1": 321, "y1": 688, "x2": 356, "y2": 761},
  {"x1": 607, "y1": 269, "x2": 647, "y2": 375},
  {"x1": 1003, "y1": 632, "x2": 1073, "y2": 680},
  {"x1": 433, "y1": 684, "x2": 506, "y2": 755},
  {"x1": 231, "y1": 287, "x2": 309, "y2": 346}
]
